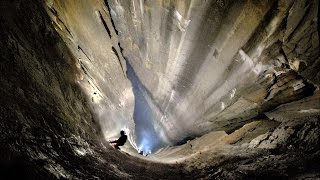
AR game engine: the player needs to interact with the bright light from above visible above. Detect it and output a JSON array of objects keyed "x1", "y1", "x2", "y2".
[{"x1": 127, "y1": 63, "x2": 169, "y2": 153}]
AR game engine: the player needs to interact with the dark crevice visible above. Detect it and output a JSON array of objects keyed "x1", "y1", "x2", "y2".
[
  {"x1": 175, "y1": 136, "x2": 196, "y2": 146},
  {"x1": 111, "y1": 46, "x2": 125, "y2": 76},
  {"x1": 48, "y1": 7, "x2": 57, "y2": 16},
  {"x1": 77, "y1": 45, "x2": 92, "y2": 62},
  {"x1": 280, "y1": 47, "x2": 289, "y2": 63},
  {"x1": 98, "y1": 11, "x2": 111, "y2": 38},
  {"x1": 65, "y1": 26, "x2": 72, "y2": 38},
  {"x1": 118, "y1": 42, "x2": 124, "y2": 55},
  {"x1": 104, "y1": 0, "x2": 119, "y2": 35},
  {"x1": 79, "y1": 61, "x2": 89, "y2": 76},
  {"x1": 78, "y1": 59, "x2": 96, "y2": 83}
]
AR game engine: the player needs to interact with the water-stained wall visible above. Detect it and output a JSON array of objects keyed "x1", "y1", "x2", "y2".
[
  {"x1": 43, "y1": 0, "x2": 319, "y2": 150},
  {"x1": 1, "y1": 0, "x2": 320, "y2": 178},
  {"x1": 108, "y1": 0, "x2": 319, "y2": 144},
  {"x1": 44, "y1": 0, "x2": 137, "y2": 148}
]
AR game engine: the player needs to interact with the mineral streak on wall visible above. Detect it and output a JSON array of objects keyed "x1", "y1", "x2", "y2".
[
  {"x1": 108, "y1": 0, "x2": 319, "y2": 144},
  {"x1": 1, "y1": 0, "x2": 320, "y2": 178},
  {"x1": 44, "y1": 0, "x2": 319, "y2": 150},
  {"x1": 44, "y1": 0, "x2": 137, "y2": 148}
]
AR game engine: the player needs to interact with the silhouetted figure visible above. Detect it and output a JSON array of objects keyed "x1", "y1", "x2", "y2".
[
  {"x1": 110, "y1": 130, "x2": 127, "y2": 150},
  {"x1": 138, "y1": 150, "x2": 150, "y2": 156}
]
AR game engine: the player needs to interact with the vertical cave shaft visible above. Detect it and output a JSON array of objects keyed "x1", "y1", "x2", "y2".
[{"x1": 0, "y1": 0, "x2": 319, "y2": 179}]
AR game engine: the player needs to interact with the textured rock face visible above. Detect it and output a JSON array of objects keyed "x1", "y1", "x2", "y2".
[
  {"x1": 0, "y1": 0, "x2": 320, "y2": 179},
  {"x1": 108, "y1": 0, "x2": 319, "y2": 144},
  {"x1": 44, "y1": 0, "x2": 136, "y2": 144},
  {"x1": 186, "y1": 116, "x2": 320, "y2": 179},
  {"x1": 0, "y1": 0, "x2": 189, "y2": 179},
  {"x1": 42, "y1": 0, "x2": 320, "y2": 150}
]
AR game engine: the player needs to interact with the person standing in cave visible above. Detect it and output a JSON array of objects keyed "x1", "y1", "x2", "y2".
[{"x1": 109, "y1": 130, "x2": 127, "y2": 150}]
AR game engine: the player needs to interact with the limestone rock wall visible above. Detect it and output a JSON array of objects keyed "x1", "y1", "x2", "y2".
[
  {"x1": 44, "y1": 0, "x2": 136, "y2": 145},
  {"x1": 1, "y1": 0, "x2": 320, "y2": 178},
  {"x1": 0, "y1": 0, "x2": 189, "y2": 178},
  {"x1": 188, "y1": 116, "x2": 320, "y2": 179},
  {"x1": 42, "y1": 0, "x2": 319, "y2": 149},
  {"x1": 108, "y1": 0, "x2": 319, "y2": 143}
]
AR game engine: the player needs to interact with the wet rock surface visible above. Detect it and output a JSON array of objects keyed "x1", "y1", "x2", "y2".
[
  {"x1": 0, "y1": 0, "x2": 319, "y2": 179},
  {"x1": 108, "y1": 0, "x2": 319, "y2": 143}
]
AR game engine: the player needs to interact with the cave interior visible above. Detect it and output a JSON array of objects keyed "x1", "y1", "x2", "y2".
[{"x1": 0, "y1": 0, "x2": 320, "y2": 179}]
